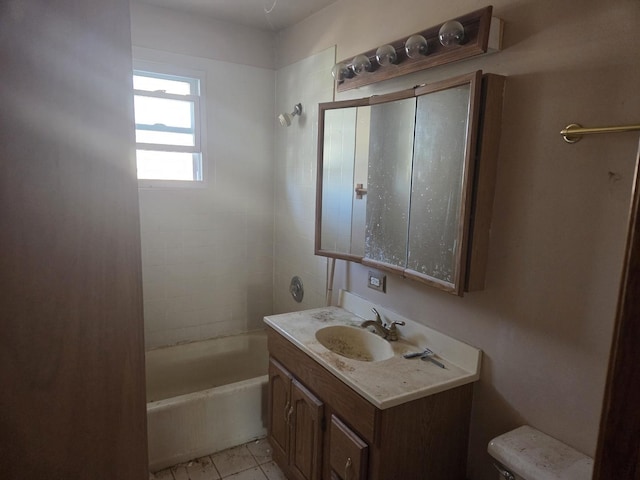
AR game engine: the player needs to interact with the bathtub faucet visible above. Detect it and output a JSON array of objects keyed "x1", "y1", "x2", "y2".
[{"x1": 360, "y1": 308, "x2": 405, "y2": 341}]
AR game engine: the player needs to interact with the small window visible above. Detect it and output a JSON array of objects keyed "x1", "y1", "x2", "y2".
[{"x1": 133, "y1": 69, "x2": 204, "y2": 183}]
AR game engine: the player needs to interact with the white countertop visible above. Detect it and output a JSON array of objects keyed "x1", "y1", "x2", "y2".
[{"x1": 264, "y1": 291, "x2": 482, "y2": 410}]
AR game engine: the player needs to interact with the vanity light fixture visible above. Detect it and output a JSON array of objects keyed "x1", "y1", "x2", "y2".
[{"x1": 331, "y1": 6, "x2": 502, "y2": 92}]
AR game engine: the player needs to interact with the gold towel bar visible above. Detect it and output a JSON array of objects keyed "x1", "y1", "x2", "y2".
[{"x1": 561, "y1": 123, "x2": 640, "y2": 143}]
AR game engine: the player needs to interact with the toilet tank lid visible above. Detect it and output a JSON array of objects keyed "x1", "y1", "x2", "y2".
[{"x1": 487, "y1": 426, "x2": 594, "y2": 480}]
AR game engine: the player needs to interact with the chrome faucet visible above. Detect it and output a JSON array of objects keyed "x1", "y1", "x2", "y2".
[{"x1": 360, "y1": 308, "x2": 405, "y2": 341}]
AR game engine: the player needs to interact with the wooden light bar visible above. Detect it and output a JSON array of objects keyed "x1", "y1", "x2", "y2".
[{"x1": 336, "y1": 6, "x2": 499, "y2": 92}]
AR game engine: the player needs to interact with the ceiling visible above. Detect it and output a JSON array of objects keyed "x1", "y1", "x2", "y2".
[{"x1": 136, "y1": 0, "x2": 338, "y2": 31}]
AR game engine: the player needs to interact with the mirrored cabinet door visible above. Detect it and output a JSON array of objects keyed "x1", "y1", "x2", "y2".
[
  {"x1": 321, "y1": 107, "x2": 358, "y2": 254},
  {"x1": 317, "y1": 98, "x2": 369, "y2": 261},
  {"x1": 365, "y1": 97, "x2": 416, "y2": 268},
  {"x1": 406, "y1": 72, "x2": 481, "y2": 293},
  {"x1": 350, "y1": 106, "x2": 371, "y2": 258}
]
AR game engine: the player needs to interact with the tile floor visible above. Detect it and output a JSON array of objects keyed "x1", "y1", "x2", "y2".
[{"x1": 150, "y1": 438, "x2": 286, "y2": 480}]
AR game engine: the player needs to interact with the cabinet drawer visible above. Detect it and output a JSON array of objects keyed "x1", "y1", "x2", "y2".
[{"x1": 329, "y1": 415, "x2": 368, "y2": 480}]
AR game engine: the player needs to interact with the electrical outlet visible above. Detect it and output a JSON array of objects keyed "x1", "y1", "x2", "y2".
[{"x1": 367, "y1": 270, "x2": 386, "y2": 293}]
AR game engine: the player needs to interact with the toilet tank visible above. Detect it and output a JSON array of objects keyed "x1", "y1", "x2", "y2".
[{"x1": 487, "y1": 426, "x2": 594, "y2": 480}]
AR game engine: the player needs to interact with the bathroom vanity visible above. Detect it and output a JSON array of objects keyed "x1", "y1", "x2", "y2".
[{"x1": 264, "y1": 292, "x2": 481, "y2": 480}]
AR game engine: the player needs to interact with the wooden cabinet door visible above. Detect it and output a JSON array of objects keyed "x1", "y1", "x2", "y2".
[
  {"x1": 289, "y1": 379, "x2": 324, "y2": 480},
  {"x1": 269, "y1": 358, "x2": 293, "y2": 465},
  {"x1": 329, "y1": 415, "x2": 368, "y2": 480}
]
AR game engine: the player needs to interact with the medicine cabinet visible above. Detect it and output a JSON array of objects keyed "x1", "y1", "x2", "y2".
[{"x1": 315, "y1": 71, "x2": 505, "y2": 295}]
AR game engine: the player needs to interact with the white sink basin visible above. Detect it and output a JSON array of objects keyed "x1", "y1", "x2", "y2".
[{"x1": 315, "y1": 325, "x2": 394, "y2": 362}]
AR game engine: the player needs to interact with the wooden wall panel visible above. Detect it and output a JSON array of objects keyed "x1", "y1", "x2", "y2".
[{"x1": 0, "y1": 1, "x2": 148, "y2": 478}]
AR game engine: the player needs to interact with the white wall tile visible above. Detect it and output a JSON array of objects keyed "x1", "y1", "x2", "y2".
[
  {"x1": 133, "y1": 42, "x2": 275, "y2": 348},
  {"x1": 271, "y1": 48, "x2": 369, "y2": 308}
]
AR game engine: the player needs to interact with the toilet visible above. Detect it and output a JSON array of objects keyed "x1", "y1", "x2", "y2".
[{"x1": 488, "y1": 425, "x2": 594, "y2": 480}]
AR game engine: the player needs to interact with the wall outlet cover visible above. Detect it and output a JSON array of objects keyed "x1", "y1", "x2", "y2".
[{"x1": 368, "y1": 270, "x2": 386, "y2": 293}]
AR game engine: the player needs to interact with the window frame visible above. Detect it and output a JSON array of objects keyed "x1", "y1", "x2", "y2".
[{"x1": 132, "y1": 61, "x2": 208, "y2": 189}]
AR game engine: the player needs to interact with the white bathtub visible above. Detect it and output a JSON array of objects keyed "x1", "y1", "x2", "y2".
[{"x1": 145, "y1": 331, "x2": 268, "y2": 471}]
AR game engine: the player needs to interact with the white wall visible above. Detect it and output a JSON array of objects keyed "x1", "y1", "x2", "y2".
[
  {"x1": 273, "y1": 48, "x2": 336, "y2": 313},
  {"x1": 130, "y1": 5, "x2": 276, "y2": 348},
  {"x1": 274, "y1": 1, "x2": 640, "y2": 479},
  {"x1": 130, "y1": 2, "x2": 275, "y2": 69}
]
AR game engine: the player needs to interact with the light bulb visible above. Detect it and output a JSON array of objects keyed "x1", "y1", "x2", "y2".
[
  {"x1": 404, "y1": 35, "x2": 428, "y2": 59},
  {"x1": 439, "y1": 21, "x2": 465, "y2": 47},
  {"x1": 351, "y1": 54, "x2": 373, "y2": 75},
  {"x1": 375, "y1": 44, "x2": 398, "y2": 67},
  {"x1": 331, "y1": 63, "x2": 353, "y2": 81}
]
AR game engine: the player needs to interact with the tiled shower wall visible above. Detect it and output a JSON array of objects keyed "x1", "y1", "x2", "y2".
[
  {"x1": 136, "y1": 46, "x2": 276, "y2": 348},
  {"x1": 133, "y1": 2, "x2": 335, "y2": 346},
  {"x1": 273, "y1": 48, "x2": 336, "y2": 313}
]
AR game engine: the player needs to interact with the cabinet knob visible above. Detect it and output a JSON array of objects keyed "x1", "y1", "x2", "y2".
[
  {"x1": 344, "y1": 457, "x2": 352, "y2": 480},
  {"x1": 283, "y1": 401, "x2": 291, "y2": 424}
]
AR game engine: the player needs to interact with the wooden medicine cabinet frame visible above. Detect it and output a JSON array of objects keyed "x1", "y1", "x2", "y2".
[{"x1": 315, "y1": 71, "x2": 505, "y2": 296}]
